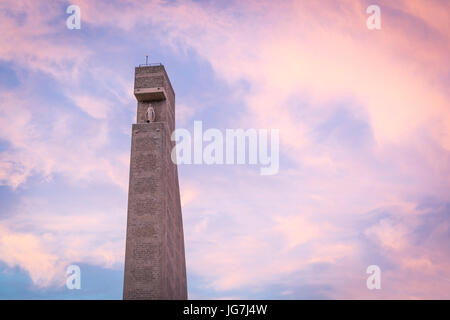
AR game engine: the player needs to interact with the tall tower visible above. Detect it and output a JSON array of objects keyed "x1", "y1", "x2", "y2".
[{"x1": 123, "y1": 64, "x2": 188, "y2": 300}]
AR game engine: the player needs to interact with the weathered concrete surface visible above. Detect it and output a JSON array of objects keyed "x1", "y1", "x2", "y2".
[{"x1": 123, "y1": 65, "x2": 187, "y2": 300}]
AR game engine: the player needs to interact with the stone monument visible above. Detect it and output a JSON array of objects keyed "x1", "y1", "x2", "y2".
[{"x1": 123, "y1": 64, "x2": 188, "y2": 299}]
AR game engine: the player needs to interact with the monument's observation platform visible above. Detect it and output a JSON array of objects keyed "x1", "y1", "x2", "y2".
[{"x1": 133, "y1": 64, "x2": 175, "y2": 102}]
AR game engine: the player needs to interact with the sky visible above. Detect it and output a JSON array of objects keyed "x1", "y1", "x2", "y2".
[{"x1": 0, "y1": 0, "x2": 449, "y2": 299}]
